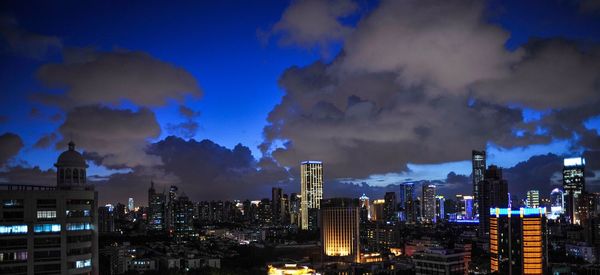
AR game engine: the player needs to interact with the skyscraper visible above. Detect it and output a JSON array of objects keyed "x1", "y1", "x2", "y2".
[
  {"x1": 472, "y1": 150, "x2": 486, "y2": 217},
  {"x1": 399, "y1": 183, "x2": 415, "y2": 223},
  {"x1": 147, "y1": 181, "x2": 166, "y2": 232},
  {"x1": 300, "y1": 161, "x2": 323, "y2": 230},
  {"x1": 98, "y1": 205, "x2": 115, "y2": 233},
  {"x1": 289, "y1": 193, "x2": 301, "y2": 226},
  {"x1": 359, "y1": 194, "x2": 370, "y2": 222},
  {"x1": 127, "y1": 197, "x2": 134, "y2": 212},
  {"x1": 166, "y1": 185, "x2": 178, "y2": 235},
  {"x1": 383, "y1": 192, "x2": 397, "y2": 222},
  {"x1": 422, "y1": 184, "x2": 436, "y2": 223},
  {"x1": 173, "y1": 193, "x2": 195, "y2": 242},
  {"x1": 271, "y1": 187, "x2": 282, "y2": 224},
  {"x1": 478, "y1": 165, "x2": 509, "y2": 237},
  {"x1": 489, "y1": 207, "x2": 548, "y2": 275},
  {"x1": 463, "y1": 195, "x2": 474, "y2": 220},
  {"x1": 0, "y1": 141, "x2": 99, "y2": 275},
  {"x1": 548, "y1": 188, "x2": 564, "y2": 220},
  {"x1": 526, "y1": 190, "x2": 540, "y2": 208},
  {"x1": 435, "y1": 195, "x2": 445, "y2": 221},
  {"x1": 321, "y1": 198, "x2": 361, "y2": 263},
  {"x1": 563, "y1": 157, "x2": 585, "y2": 224}
]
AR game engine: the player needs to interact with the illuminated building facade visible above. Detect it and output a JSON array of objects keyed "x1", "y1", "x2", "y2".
[
  {"x1": 147, "y1": 181, "x2": 166, "y2": 232},
  {"x1": 472, "y1": 150, "x2": 486, "y2": 217},
  {"x1": 369, "y1": 199, "x2": 385, "y2": 221},
  {"x1": 300, "y1": 161, "x2": 323, "y2": 230},
  {"x1": 463, "y1": 196, "x2": 474, "y2": 220},
  {"x1": 548, "y1": 188, "x2": 564, "y2": 220},
  {"x1": 383, "y1": 192, "x2": 397, "y2": 222},
  {"x1": 478, "y1": 165, "x2": 508, "y2": 237},
  {"x1": 321, "y1": 198, "x2": 360, "y2": 263},
  {"x1": 435, "y1": 195, "x2": 445, "y2": 221},
  {"x1": 399, "y1": 183, "x2": 415, "y2": 223},
  {"x1": 0, "y1": 142, "x2": 98, "y2": 275},
  {"x1": 267, "y1": 263, "x2": 316, "y2": 275},
  {"x1": 413, "y1": 248, "x2": 469, "y2": 275},
  {"x1": 526, "y1": 190, "x2": 540, "y2": 208},
  {"x1": 173, "y1": 193, "x2": 195, "y2": 242},
  {"x1": 422, "y1": 184, "x2": 436, "y2": 223},
  {"x1": 563, "y1": 157, "x2": 585, "y2": 224},
  {"x1": 127, "y1": 198, "x2": 134, "y2": 212},
  {"x1": 272, "y1": 187, "x2": 282, "y2": 224},
  {"x1": 489, "y1": 207, "x2": 548, "y2": 275},
  {"x1": 359, "y1": 194, "x2": 370, "y2": 222}
]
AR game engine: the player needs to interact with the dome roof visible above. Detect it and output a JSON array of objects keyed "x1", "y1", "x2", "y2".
[{"x1": 55, "y1": 141, "x2": 88, "y2": 168}]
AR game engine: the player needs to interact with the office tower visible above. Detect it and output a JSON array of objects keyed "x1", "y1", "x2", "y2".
[
  {"x1": 258, "y1": 198, "x2": 272, "y2": 225},
  {"x1": 563, "y1": 157, "x2": 585, "y2": 224},
  {"x1": 359, "y1": 194, "x2": 370, "y2": 222},
  {"x1": 414, "y1": 197, "x2": 422, "y2": 223},
  {"x1": 422, "y1": 184, "x2": 436, "y2": 223},
  {"x1": 548, "y1": 188, "x2": 564, "y2": 220},
  {"x1": 478, "y1": 165, "x2": 509, "y2": 237},
  {"x1": 383, "y1": 192, "x2": 397, "y2": 222},
  {"x1": 399, "y1": 183, "x2": 415, "y2": 223},
  {"x1": 463, "y1": 196, "x2": 474, "y2": 219},
  {"x1": 526, "y1": 190, "x2": 540, "y2": 208},
  {"x1": 281, "y1": 194, "x2": 289, "y2": 224},
  {"x1": 173, "y1": 193, "x2": 195, "y2": 242},
  {"x1": 0, "y1": 141, "x2": 99, "y2": 275},
  {"x1": 289, "y1": 193, "x2": 301, "y2": 226},
  {"x1": 370, "y1": 199, "x2": 385, "y2": 221},
  {"x1": 489, "y1": 207, "x2": 548, "y2": 274},
  {"x1": 271, "y1": 187, "x2": 282, "y2": 224},
  {"x1": 435, "y1": 195, "x2": 445, "y2": 221},
  {"x1": 321, "y1": 198, "x2": 361, "y2": 263},
  {"x1": 300, "y1": 161, "x2": 323, "y2": 230},
  {"x1": 98, "y1": 205, "x2": 115, "y2": 233},
  {"x1": 165, "y1": 185, "x2": 178, "y2": 234},
  {"x1": 127, "y1": 198, "x2": 134, "y2": 212},
  {"x1": 147, "y1": 181, "x2": 166, "y2": 231},
  {"x1": 472, "y1": 150, "x2": 486, "y2": 217}
]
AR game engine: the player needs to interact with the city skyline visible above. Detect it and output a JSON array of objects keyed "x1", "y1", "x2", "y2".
[{"x1": 1, "y1": 1, "x2": 600, "y2": 205}]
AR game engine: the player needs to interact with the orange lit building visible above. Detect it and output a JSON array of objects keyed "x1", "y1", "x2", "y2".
[
  {"x1": 321, "y1": 198, "x2": 361, "y2": 263},
  {"x1": 489, "y1": 207, "x2": 548, "y2": 275}
]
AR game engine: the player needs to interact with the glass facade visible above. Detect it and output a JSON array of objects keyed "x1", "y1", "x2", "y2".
[
  {"x1": 33, "y1": 224, "x2": 61, "y2": 233},
  {"x1": 66, "y1": 223, "x2": 92, "y2": 231},
  {"x1": 37, "y1": 210, "x2": 57, "y2": 219}
]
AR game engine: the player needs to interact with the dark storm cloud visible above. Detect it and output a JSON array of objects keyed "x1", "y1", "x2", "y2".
[
  {"x1": 57, "y1": 105, "x2": 161, "y2": 168},
  {"x1": 0, "y1": 15, "x2": 62, "y2": 59},
  {"x1": 95, "y1": 136, "x2": 291, "y2": 204},
  {"x1": 166, "y1": 105, "x2": 201, "y2": 139},
  {"x1": 266, "y1": 0, "x2": 357, "y2": 51},
  {"x1": 0, "y1": 133, "x2": 24, "y2": 166},
  {"x1": 503, "y1": 153, "x2": 564, "y2": 197},
  {"x1": 35, "y1": 49, "x2": 201, "y2": 108},
  {"x1": 261, "y1": 0, "x2": 600, "y2": 181},
  {"x1": 0, "y1": 166, "x2": 55, "y2": 185}
]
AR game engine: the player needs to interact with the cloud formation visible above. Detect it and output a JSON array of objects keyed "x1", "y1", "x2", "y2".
[
  {"x1": 0, "y1": 133, "x2": 24, "y2": 166},
  {"x1": 268, "y1": 0, "x2": 357, "y2": 50},
  {"x1": 36, "y1": 49, "x2": 202, "y2": 108},
  {"x1": 0, "y1": 15, "x2": 62, "y2": 59},
  {"x1": 57, "y1": 105, "x2": 161, "y2": 168}
]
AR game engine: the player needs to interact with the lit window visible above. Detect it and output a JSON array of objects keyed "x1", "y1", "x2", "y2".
[
  {"x1": 66, "y1": 223, "x2": 92, "y2": 231},
  {"x1": 75, "y1": 259, "x2": 92, "y2": 268},
  {"x1": 34, "y1": 224, "x2": 61, "y2": 233},
  {"x1": 0, "y1": 225, "x2": 28, "y2": 235},
  {"x1": 37, "y1": 210, "x2": 57, "y2": 219}
]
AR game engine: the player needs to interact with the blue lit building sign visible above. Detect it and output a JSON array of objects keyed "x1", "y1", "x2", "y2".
[
  {"x1": 489, "y1": 207, "x2": 546, "y2": 217},
  {"x1": 34, "y1": 224, "x2": 61, "y2": 233},
  {"x1": 0, "y1": 225, "x2": 28, "y2": 235}
]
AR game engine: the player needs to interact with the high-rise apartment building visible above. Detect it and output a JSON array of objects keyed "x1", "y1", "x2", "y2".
[
  {"x1": 383, "y1": 192, "x2": 397, "y2": 222},
  {"x1": 478, "y1": 165, "x2": 509, "y2": 237},
  {"x1": 300, "y1": 161, "x2": 323, "y2": 230},
  {"x1": 399, "y1": 183, "x2": 415, "y2": 223},
  {"x1": 147, "y1": 181, "x2": 166, "y2": 232},
  {"x1": 289, "y1": 193, "x2": 301, "y2": 226},
  {"x1": 422, "y1": 184, "x2": 436, "y2": 223},
  {"x1": 173, "y1": 193, "x2": 195, "y2": 242},
  {"x1": 271, "y1": 187, "x2": 282, "y2": 224},
  {"x1": 165, "y1": 185, "x2": 178, "y2": 235},
  {"x1": 0, "y1": 141, "x2": 99, "y2": 275},
  {"x1": 472, "y1": 150, "x2": 486, "y2": 217},
  {"x1": 321, "y1": 198, "x2": 361, "y2": 263},
  {"x1": 98, "y1": 205, "x2": 115, "y2": 233},
  {"x1": 435, "y1": 195, "x2": 445, "y2": 221},
  {"x1": 489, "y1": 207, "x2": 548, "y2": 275},
  {"x1": 526, "y1": 190, "x2": 540, "y2": 208},
  {"x1": 563, "y1": 157, "x2": 585, "y2": 224}
]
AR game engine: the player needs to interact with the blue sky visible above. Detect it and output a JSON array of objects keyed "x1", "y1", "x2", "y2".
[{"x1": 1, "y1": 0, "x2": 600, "y2": 200}]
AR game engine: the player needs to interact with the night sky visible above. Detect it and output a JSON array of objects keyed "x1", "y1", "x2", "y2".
[{"x1": 1, "y1": 0, "x2": 600, "y2": 205}]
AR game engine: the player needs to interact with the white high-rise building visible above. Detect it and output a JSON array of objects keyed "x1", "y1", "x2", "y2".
[
  {"x1": 526, "y1": 190, "x2": 540, "y2": 208},
  {"x1": 300, "y1": 161, "x2": 323, "y2": 230},
  {"x1": 422, "y1": 184, "x2": 436, "y2": 223},
  {"x1": 128, "y1": 198, "x2": 134, "y2": 212}
]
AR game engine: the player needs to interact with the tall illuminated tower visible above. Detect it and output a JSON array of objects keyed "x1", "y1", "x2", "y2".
[
  {"x1": 321, "y1": 198, "x2": 360, "y2": 263},
  {"x1": 478, "y1": 165, "x2": 508, "y2": 237},
  {"x1": 399, "y1": 183, "x2": 415, "y2": 223},
  {"x1": 301, "y1": 161, "x2": 323, "y2": 230},
  {"x1": 489, "y1": 207, "x2": 548, "y2": 275},
  {"x1": 472, "y1": 150, "x2": 486, "y2": 217},
  {"x1": 563, "y1": 157, "x2": 585, "y2": 224},
  {"x1": 422, "y1": 184, "x2": 436, "y2": 223},
  {"x1": 526, "y1": 190, "x2": 540, "y2": 208}
]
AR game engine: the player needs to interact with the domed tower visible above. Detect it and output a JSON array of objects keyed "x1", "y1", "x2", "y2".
[{"x1": 54, "y1": 141, "x2": 88, "y2": 188}]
